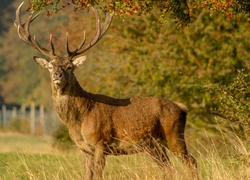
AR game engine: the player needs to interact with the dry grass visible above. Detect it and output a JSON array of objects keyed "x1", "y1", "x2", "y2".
[{"x1": 0, "y1": 131, "x2": 249, "y2": 180}]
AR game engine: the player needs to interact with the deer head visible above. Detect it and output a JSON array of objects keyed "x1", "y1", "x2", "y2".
[{"x1": 14, "y1": 2, "x2": 114, "y2": 92}]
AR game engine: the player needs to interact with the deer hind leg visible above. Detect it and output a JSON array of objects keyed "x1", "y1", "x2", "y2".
[
  {"x1": 164, "y1": 131, "x2": 198, "y2": 179},
  {"x1": 146, "y1": 139, "x2": 177, "y2": 179},
  {"x1": 160, "y1": 108, "x2": 197, "y2": 167},
  {"x1": 147, "y1": 139, "x2": 172, "y2": 169},
  {"x1": 160, "y1": 114, "x2": 198, "y2": 178},
  {"x1": 167, "y1": 137, "x2": 197, "y2": 167}
]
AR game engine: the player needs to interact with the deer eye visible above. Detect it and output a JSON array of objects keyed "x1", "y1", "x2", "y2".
[
  {"x1": 66, "y1": 65, "x2": 72, "y2": 70},
  {"x1": 48, "y1": 64, "x2": 53, "y2": 70}
]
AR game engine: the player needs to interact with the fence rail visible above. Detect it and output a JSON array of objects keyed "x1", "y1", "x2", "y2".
[{"x1": 0, "y1": 103, "x2": 60, "y2": 135}]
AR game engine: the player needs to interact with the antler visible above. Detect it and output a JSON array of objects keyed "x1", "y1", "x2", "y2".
[
  {"x1": 14, "y1": 2, "x2": 56, "y2": 58},
  {"x1": 66, "y1": 7, "x2": 114, "y2": 59},
  {"x1": 15, "y1": 2, "x2": 114, "y2": 59}
]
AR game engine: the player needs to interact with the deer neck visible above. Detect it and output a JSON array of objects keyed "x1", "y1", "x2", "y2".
[{"x1": 51, "y1": 75, "x2": 92, "y2": 125}]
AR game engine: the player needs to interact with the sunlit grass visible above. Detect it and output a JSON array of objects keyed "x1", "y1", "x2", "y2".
[
  {"x1": 0, "y1": 132, "x2": 54, "y2": 154},
  {"x1": 0, "y1": 131, "x2": 249, "y2": 180},
  {"x1": 0, "y1": 152, "x2": 84, "y2": 180}
]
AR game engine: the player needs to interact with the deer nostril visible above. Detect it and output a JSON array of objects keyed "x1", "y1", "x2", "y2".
[
  {"x1": 58, "y1": 73, "x2": 62, "y2": 78},
  {"x1": 54, "y1": 72, "x2": 63, "y2": 80}
]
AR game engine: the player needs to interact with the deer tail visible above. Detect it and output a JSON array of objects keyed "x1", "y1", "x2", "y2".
[{"x1": 174, "y1": 102, "x2": 188, "y2": 114}]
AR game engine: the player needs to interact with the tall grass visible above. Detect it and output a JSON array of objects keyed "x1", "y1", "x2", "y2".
[
  {"x1": 189, "y1": 130, "x2": 250, "y2": 180},
  {"x1": 0, "y1": 131, "x2": 249, "y2": 180}
]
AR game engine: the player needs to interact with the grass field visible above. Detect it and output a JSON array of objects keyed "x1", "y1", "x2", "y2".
[{"x1": 0, "y1": 131, "x2": 249, "y2": 180}]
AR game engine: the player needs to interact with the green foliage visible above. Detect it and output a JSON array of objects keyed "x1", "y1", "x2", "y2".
[
  {"x1": 29, "y1": 0, "x2": 190, "y2": 26},
  {"x1": 52, "y1": 124, "x2": 74, "y2": 150},
  {"x1": 101, "y1": 9, "x2": 249, "y2": 120},
  {"x1": 2, "y1": 118, "x2": 30, "y2": 134},
  {"x1": 191, "y1": 0, "x2": 250, "y2": 20},
  {"x1": 0, "y1": 0, "x2": 249, "y2": 141},
  {"x1": 207, "y1": 68, "x2": 250, "y2": 140},
  {"x1": 28, "y1": 0, "x2": 250, "y2": 25},
  {"x1": 0, "y1": 0, "x2": 16, "y2": 34}
]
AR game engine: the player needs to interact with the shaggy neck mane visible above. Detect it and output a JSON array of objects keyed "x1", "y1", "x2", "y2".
[{"x1": 51, "y1": 74, "x2": 93, "y2": 126}]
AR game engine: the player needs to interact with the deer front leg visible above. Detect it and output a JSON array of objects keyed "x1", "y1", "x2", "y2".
[
  {"x1": 93, "y1": 145, "x2": 106, "y2": 180},
  {"x1": 82, "y1": 150, "x2": 94, "y2": 180}
]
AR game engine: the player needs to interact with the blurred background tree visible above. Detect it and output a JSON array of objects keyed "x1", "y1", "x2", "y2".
[
  {"x1": 0, "y1": 0, "x2": 249, "y2": 142},
  {"x1": 28, "y1": 0, "x2": 250, "y2": 24}
]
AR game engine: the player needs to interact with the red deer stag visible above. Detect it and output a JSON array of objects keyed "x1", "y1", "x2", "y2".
[{"x1": 15, "y1": 2, "x2": 197, "y2": 180}]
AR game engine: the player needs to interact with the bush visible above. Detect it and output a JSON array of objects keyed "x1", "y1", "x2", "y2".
[
  {"x1": 52, "y1": 124, "x2": 75, "y2": 151},
  {"x1": 207, "y1": 68, "x2": 250, "y2": 140},
  {"x1": 2, "y1": 118, "x2": 30, "y2": 134}
]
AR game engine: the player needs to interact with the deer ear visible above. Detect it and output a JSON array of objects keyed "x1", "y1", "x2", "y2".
[
  {"x1": 72, "y1": 56, "x2": 87, "y2": 67},
  {"x1": 33, "y1": 56, "x2": 49, "y2": 69}
]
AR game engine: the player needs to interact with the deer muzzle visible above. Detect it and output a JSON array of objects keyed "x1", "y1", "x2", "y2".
[{"x1": 53, "y1": 71, "x2": 65, "y2": 85}]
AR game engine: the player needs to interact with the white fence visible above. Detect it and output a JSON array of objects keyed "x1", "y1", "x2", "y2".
[{"x1": 0, "y1": 103, "x2": 60, "y2": 135}]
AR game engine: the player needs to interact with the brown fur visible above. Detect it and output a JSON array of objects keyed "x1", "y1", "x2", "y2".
[
  {"x1": 37, "y1": 57, "x2": 197, "y2": 180},
  {"x1": 15, "y1": 3, "x2": 197, "y2": 179}
]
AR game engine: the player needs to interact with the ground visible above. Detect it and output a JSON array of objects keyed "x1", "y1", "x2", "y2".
[{"x1": 0, "y1": 132, "x2": 249, "y2": 179}]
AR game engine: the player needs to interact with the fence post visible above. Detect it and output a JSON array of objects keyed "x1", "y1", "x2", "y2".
[
  {"x1": 30, "y1": 102, "x2": 35, "y2": 134},
  {"x1": 12, "y1": 106, "x2": 17, "y2": 120},
  {"x1": 2, "y1": 105, "x2": 6, "y2": 126},
  {"x1": 39, "y1": 105, "x2": 44, "y2": 134},
  {"x1": 0, "y1": 108, "x2": 2, "y2": 127},
  {"x1": 20, "y1": 104, "x2": 26, "y2": 117}
]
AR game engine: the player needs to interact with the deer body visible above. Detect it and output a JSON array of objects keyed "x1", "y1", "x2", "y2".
[
  {"x1": 53, "y1": 81, "x2": 186, "y2": 156},
  {"x1": 15, "y1": 3, "x2": 197, "y2": 179}
]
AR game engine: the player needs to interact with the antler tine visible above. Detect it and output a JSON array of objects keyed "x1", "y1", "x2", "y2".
[
  {"x1": 66, "y1": 32, "x2": 76, "y2": 57},
  {"x1": 102, "y1": 11, "x2": 114, "y2": 33},
  {"x1": 33, "y1": 35, "x2": 52, "y2": 55},
  {"x1": 66, "y1": 32, "x2": 86, "y2": 58},
  {"x1": 50, "y1": 34, "x2": 56, "y2": 56},
  {"x1": 77, "y1": 31, "x2": 86, "y2": 49},
  {"x1": 25, "y1": 13, "x2": 35, "y2": 35},
  {"x1": 14, "y1": 2, "x2": 55, "y2": 58},
  {"x1": 14, "y1": 2, "x2": 24, "y2": 27},
  {"x1": 66, "y1": 7, "x2": 114, "y2": 58},
  {"x1": 66, "y1": 32, "x2": 70, "y2": 55},
  {"x1": 30, "y1": 12, "x2": 40, "y2": 23},
  {"x1": 89, "y1": 7, "x2": 102, "y2": 43}
]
